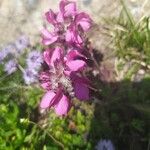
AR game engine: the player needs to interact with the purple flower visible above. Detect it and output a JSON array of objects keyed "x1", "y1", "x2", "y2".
[
  {"x1": 15, "y1": 35, "x2": 29, "y2": 53},
  {"x1": 0, "y1": 44, "x2": 16, "y2": 63},
  {"x1": 40, "y1": 0, "x2": 92, "y2": 116},
  {"x1": 4, "y1": 44, "x2": 15, "y2": 54},
  {"x1": 95, "y1": 140, "x2": 115, "y2": 150},
  {"x1": 41, "y1": 0, "x2": 92, "y2": 48},
  {"x1": 0, "y1": 50, "x2": 7, "y2": 63},
  {"x1": 45, "y1": 0, "x2": 77, "y2": 26},
  {"x1": 39, "y1": 47, "x2": 89, "y2": 116},
  {"x1": 23, "y1": 68, "x2": 38, "y2": 85},
  {"x1": 43, "y1": 47, "x2": 86, "y2": 72},
  {"x1": 26, "y1": 50, "x2": 43, "y2": 69},
  {"x1": 4, "y1": 59, "x2": 17, "y2": 75}
]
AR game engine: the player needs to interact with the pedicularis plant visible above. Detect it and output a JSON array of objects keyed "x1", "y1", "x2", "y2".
[{"x1": 39, "y1": 0, "x2": 93, "y2": 116}]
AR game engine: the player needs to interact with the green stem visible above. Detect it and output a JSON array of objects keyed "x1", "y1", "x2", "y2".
[
  {"x1": 120, "y1": 0, "x2": 134, "y2": 26},
  {"x1": 29, "y1": 121, "x2": 65, "y2": 149},
  {"x1": 0, "y1": 85, "x2": 31, "y2": 91},
  {"x1": 0, "y1": 74, "x2": 9, "y2": 82}
]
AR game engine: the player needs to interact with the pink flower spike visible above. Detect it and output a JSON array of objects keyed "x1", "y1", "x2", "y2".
[
  {"x1": 39, "y1": 0, "x2": 93, "y2": 116},
  {"x1": 40, "y1": 91, "x2": 56, "y2": 109},
  {"x1": 54, "y1": 94, "x2": 70, "y2": 116},
  {"x1": 41, "y1": 29, "x2": 58, "y2": 45},
  {"x1": 75, "y1": 12, "x2": 92, "y2": 31},
  {"x1": 45, "y1": 9, "x2": 57, "y2": 25},
  {"x1": 66, "y1": 59, "x2": 86, "y2": 72}
]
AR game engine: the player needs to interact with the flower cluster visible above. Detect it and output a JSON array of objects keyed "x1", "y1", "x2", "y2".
[
  {"x1": 0, "y1": 36, "x2": 28, "y2": 61},
  {"x1": 40, "y1": 0, "x2": 92, "y2": 116},
  {"x1": 0, "y1": 36, "x2": 29, "y2": 74},
  {"x1": 24, "y1": 50, "x2": 43, "y2": 85},
  {"x1": 0, "y1": 36, "x2": 43, "y2": 85},
  {"x1": 41, "y1": 0, "x2": 92, "y2": 48}
]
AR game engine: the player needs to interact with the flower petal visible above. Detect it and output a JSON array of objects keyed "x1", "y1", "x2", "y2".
[
  {"x1": 65, "y1": 26, "x2": 83, "y2": 47},
  {"x1": 41, "y1": 29, "x2": 52, "y2": 38},
  {"x1": 45, "y1": 9, "x2": 57, "y2": 25},
  {"x1": 43, "y1": 49, "x2": 51, "y2": 66},
  {"x1": 59, "y1": 0, "x2": 76, "y2": 17},
  {"x1": 41, "y1": 82, "x2": 51, "y2": 90},
  {"x1": 66, "y1": 60, "x2": 86, "y2": 72},
  {"x1": 40, "y1": 72, "x2": 51, "y2": 90},
  {"x1": 74, "y1": 81, "x2": 89, "y2": 100},
  {"x1": 41, "y1": 29, "x2": 58, "y2": 45},
  {"x1": 75, "y1": 12, "x2": 92, "y2": 31},
  {"x1": 66, "y1": 50, "x2": 85, "y2": 61},
  {"x1": 51, "y1": 47, "x2": 62, "y2": 65},
  {"x1": 64, "y1": 2, "x2": 76, "y2": 16},
  {"x1": 43, "y1": 47, "x2": 62, "y2": 66},
  {"x1": 56, "y1": 12, "x2": 64, "y2": 23},
  {"x1": 40, "y1": 91, "x2": 56, "y2": 109},
  {"x1": 54, "y1": 94, "x2": 70, "y2": 116}
]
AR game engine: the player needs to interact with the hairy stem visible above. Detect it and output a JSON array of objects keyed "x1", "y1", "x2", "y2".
[{"x1": 29, "y1": 121, "x2": 65, "y2": 149}]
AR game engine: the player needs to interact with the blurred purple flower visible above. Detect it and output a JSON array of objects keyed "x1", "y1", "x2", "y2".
[
  {"x1": 0, "y1": 44, "x2": 16, "y2": 63},
  {"x1": 23, "y1": 68, "x2": 38, "y2": 85},
  {"x1": 4, "y1": 44, "x2": 15, "y2": 54},
  {"x1": 95, "y1": 139, "x2": 115, "y2": 150},
  {"x1": 4, "y1": 59, "x2": 17, "y2": 75},
  {"x1": 15, "y1": 35, "x2": 29, "y2": 53},
  {"x1": 0, "y1": 50, "x2": 7, "y2": 63},
  {"x1": 26, "y1": 50, "x2": 43, "y2": 69}
]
